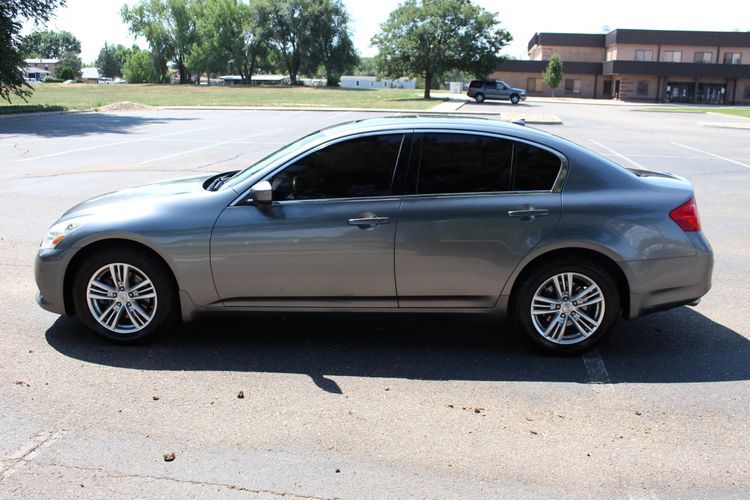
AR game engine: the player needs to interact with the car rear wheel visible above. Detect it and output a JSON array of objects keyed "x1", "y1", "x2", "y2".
[
  {"x1": 72, "y1": 248, "x2": 178, "y2": 343},
  {"x1": 475, "y1": 93, "x2": 485, "y2": 103},
  {"x1": 510, "y1": 94, "x2": 520, "y2": 105},
  {"x1": 513, "y1": 259, "x2": 620, "y2": 354}
]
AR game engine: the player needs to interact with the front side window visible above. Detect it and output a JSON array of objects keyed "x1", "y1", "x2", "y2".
[
  {"x1": 270, "y1": 134, "x2": 403, "y2": 200},
  {"x1": 416, "y1": 133, "x2": 513, "y2": 194}
]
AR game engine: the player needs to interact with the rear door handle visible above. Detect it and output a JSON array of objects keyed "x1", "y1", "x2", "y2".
[
  {"x1": 348, "y1": 216, "x2": 390, "y2": 226},
  {"x1": 507, "y1": 207, "x2": 549, "y2": 218}
]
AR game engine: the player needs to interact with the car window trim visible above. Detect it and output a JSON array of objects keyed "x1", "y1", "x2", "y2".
[
  {"x1": 230, "y1": 129, "x2": 413, "y2": 206},
  {"x1": 405, "y1": 129, "x2": 568, "y2": 198}
]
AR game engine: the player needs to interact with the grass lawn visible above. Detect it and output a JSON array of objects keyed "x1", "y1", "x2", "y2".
[
  {"x1": 634, "y1": 106, "x2": 750, "y2": 119},
  {"x1": 0, "y1": 83, "x2": 444, "y2": 112}
]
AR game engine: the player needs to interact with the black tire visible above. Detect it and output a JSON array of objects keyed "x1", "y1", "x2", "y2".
[
  {"x1": 72, "y1": 247, "x2": 178, "y2": 343},
  {"x1": 475, "y1": 93, "x2": 485, "y2": 103},
  {"x1": 510, "y1": 94, "x2": 520, "y2": 105},
  {"x1": 512, "y1": 258, "x2": 620, "y2": 354}
]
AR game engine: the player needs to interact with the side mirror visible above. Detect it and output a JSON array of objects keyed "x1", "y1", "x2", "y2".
[{"x1": 249, "y1": 180, "x2": 272, "y2": 204}]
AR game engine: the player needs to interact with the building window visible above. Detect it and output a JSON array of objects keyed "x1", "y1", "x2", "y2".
[
  {"x1": 744, "y1": 86, "x2": 750, "y2": 100},
  {"x1": 662, "y1": 51, "x2": 682, "y2": 63},
  {"x1": 564, "y1": 79, "x2": 581, "y2": 94},
  {"x1": 635, "y1": 49, "x2": 653, "y2": 62},
  {"x1": 637, "y1": 81, "x2": 649, "y2": 96},
  {"x1": 526, "y1": 77, "x2": 542, "y2": 92},
  {"x1": 694, "y1": 51, "x2": 712, "y2": 63},
  {"x1": 723, "y1": 52, "x2": 742, "y2": 64}
]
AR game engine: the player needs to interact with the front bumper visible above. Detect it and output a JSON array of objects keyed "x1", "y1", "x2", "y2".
[{"x1": 34, "y1": 248, "x2": 69, "y2": 316}]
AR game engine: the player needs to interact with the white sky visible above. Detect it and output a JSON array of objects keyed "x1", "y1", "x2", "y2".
[{"x1": 23, "y1": 0, "x2": 750, "y2": 64}]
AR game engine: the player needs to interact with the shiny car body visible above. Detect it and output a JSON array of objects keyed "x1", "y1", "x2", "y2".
[{"x1": 35, "y1": 116, "x2": 712, "y2": 352}]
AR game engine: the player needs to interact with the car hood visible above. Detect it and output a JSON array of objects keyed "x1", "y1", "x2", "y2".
[{"x1": 61, "y1": 173, "x2": 213, "y2": 219}]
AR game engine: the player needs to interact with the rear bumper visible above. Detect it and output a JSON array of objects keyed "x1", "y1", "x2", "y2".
[{"x1": 625, "y1": 232, "x2": 713, "y2": 318}]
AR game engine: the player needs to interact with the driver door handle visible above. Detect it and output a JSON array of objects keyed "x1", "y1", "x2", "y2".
[
  {"x1": 348, "y1": 216, "x2": 390, "y2": 226},
  {"x1": 507, "y1": 207, "x2": 549, "y2": 218}
]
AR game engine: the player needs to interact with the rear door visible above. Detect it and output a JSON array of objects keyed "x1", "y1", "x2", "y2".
[{"x1": 394, "y1": 132, "x2": 564, "y2": 308}]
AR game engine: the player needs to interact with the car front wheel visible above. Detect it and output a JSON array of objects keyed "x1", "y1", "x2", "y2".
[
  {"x1": 513, "y1": 259, "x2": 620, "y2": 354},
  {"x1": 510, "y1": 94, "x2": 520, "y2": 104},
  {"x1": 72, "y1": 247, "x2": 178, "y2": 343}
]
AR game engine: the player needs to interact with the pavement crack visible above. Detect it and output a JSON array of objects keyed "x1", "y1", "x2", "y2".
[{"x1": 26, "y1": 461, "x2": 339, "y2": 499}]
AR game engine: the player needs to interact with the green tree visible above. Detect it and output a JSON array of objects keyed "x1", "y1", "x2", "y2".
[
  {"x1": 121, "y1": 0, "x2": 197, "y2": 83},
  {"x1": 372, "y1": 0, "x2": 511, "y2": 99},
  {"x1": 305, "y1": 0, "x2": 358, "y2": 86},
  {"x1": 264, "y1": 0, "x2": 319, "y2": 85},
  {"x1": 58, "y1": 66, "x2": 74, "y2": 80},
  {"x1": 0, "y1": 0, "x2": 66, "y2": 102},
  {"x1": 122, "y1": 48, "x2": 160, "y2": 82},
  {"x1": 354, "y1": 56, "x2": 377, "y2": 76},
  {"x1": 543, "y1": 53, "x2": 563, "y2": 96},
  {"x1": 20, "y1": 29, "x2": 80, "y2": 58},
  {"x1": 96, "y1": 42, "x2": 121, "y2": 78}
]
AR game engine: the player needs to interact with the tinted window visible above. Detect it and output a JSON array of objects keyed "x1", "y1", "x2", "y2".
[
  {"x1": 469, "y1": 80, "x2": 483, "y2": 88},
  {"x1": 416, "y1": 133, "x2": 512, "y2": 194},
  {"x1": 270, "y1": 134, "x2": 403, "y2": 200},
  {"x1": 513, "y1": 142, "x2": 562, "y2": 191}
]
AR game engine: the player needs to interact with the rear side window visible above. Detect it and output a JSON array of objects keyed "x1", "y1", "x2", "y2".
[
  {"x1": 271, "y1": 134, "x2": 403, "y2": 200},
  {"x1": 416, "y1": 133, "x2": 513, "y2": 194},
  {"x1": 513, "y1": 142, "x2": 562, "y2": 191},
  {"x1": 469, "y1": 80, "x2": 483, "y2": 88}
]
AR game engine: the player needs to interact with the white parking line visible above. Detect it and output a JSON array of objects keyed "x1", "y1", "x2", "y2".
[
  {"x1": 589, "y1": 139, "x2": 647, "y2": 170},
  {"x1": 582, "y1": 349, "x2": 614, "y2": 392},
  {"x1": 0, "y1": 429, "x2": 64, "y2": 480},
  {"x1": 670, "y1": 142, "x2": 750, "y2": 170},
  {"x1": 137, "y1": 128, "x2": 284, "y2": 166},
  {"x1": 18, "y1": 126, "x2": 213, "y2": 163}
]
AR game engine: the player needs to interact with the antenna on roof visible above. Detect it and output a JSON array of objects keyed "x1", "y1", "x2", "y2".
[{"x1": 511, "y1": 118, "x2": 526, "y2": 126}]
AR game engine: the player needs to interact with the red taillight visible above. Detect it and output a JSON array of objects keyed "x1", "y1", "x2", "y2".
[{"x1": 670, "y1": 197, "x2": 701, "y2": 232}]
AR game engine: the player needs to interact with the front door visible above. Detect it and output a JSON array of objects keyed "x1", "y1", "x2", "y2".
[
  {"x1": 211, "y1": 133, "x2": 408, "y2": 307},
  {"x1": 395, "y1": 133, "x2": 563, "y2": 308}
]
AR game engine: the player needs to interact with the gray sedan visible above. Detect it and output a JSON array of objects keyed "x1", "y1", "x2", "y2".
[{"x1": 34, "y1": 116, "x2": 713, "y2": 353}]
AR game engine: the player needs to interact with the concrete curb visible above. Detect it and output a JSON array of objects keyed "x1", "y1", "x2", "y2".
[
  {"x1": 707, "y1": 111, "x2": 750, "y2": 121},
  {"x1": 698, "y1": 121, "x2": 750, "y2": 130},
  {"x1": 0, "y1": 110, "x2": 76, "y2": 120}
]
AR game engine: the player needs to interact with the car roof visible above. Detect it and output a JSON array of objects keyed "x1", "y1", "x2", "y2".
[{"x1": 319, "y1": 115, "x2": 555, "y2": 142}]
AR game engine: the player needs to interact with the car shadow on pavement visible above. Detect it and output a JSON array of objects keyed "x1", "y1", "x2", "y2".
[
  {"x1": 45, "y1": 307, "x2": 749, "y2": 393},
  {"x1": 0, "y1": 112, "x2": 198, "y2": 139}
]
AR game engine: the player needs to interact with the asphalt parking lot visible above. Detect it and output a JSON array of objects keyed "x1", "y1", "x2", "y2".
[{"x1": 1, "y1": 102, "x2": 749, "y2": 498}]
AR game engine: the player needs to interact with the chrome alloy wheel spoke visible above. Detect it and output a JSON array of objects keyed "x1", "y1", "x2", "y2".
[
  {"x1": 86, "y1": 263, "x2": 158, "y2": 334},
  {"x1": 530, "y1": 272, "x2": 606, "y2": 345}
]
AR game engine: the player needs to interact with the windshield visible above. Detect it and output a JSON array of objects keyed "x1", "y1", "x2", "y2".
[{"x1": 220, "y1": 130, "x2": 323, "y2": 191}]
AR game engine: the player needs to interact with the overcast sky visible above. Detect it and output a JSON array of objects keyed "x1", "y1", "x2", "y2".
[{"x1": 23, "y1": 0, "x2": 750, "y2": 64}]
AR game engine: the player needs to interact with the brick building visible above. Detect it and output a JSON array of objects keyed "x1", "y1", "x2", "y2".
[{"x1": 492, "y1": 30, "x2": 750, "y2": 105}]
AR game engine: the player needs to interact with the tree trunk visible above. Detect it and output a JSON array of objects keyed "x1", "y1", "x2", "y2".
[{"x1": 423, "y1": 72, "x2": 433, "y2": 99}]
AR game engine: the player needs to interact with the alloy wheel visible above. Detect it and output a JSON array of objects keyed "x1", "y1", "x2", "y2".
[{"x1": 86, "y1": 263, "x2": 158, "y2": 334}]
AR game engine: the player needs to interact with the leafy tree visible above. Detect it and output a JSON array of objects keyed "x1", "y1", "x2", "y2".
[
  {"x1": 114, "y1": 44, "x2": 139, "y2": 71},
  {"x1": 58, "y1": 50, "x2": 82, "y2": 77},
  {"x1": 264, "y1": 0, "x2": 318, "y2": 85},
  {"x1": 305, "y1": 0, "x2": 357, "y2": 86},
  {"x1": 58, "y1": 66, "x2": 74, "y2": 80},
  {"x1": 123, "y1": 48, "x2": 160, "y2": 82},
  {"x1": 121, "y1": 0, "x2": 197, "y2": 83},
  {"x1": 372, "y1": 0, "x2": 511, "y2": 99},
  {"x1": 0, "y1": 0, "x2": 66, "y2": 101},
  {"x1": 20, "y1": 29, "x2": 80, "y2": 57},
  {"x1": 354, "y1": 56, "x2": 377, "y2": 76},
  {"x1": 543, "y1": 53, "x2": 563, "y2": 96},
  {"x1": 96, "y1": 42, "x2": 121, "y2": 78}
]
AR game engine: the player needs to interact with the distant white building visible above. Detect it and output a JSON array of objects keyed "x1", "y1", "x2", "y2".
[
  {"x1": 340, "y1": 75, "x2": 416, "y2": 90},
  {"x1": 81, "y1": 67, "x2": 100, "y2": 83}
]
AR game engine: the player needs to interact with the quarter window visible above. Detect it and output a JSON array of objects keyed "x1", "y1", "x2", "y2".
[
  {"x1": 270, "y1": 134, "x2": 403, "y2": 200},
  {"x1": 513, "y1": 143, "x2": 562, "y2": 191},
  {"x1": 416, "y1": 133, "x2": 513, "y2": 194}
]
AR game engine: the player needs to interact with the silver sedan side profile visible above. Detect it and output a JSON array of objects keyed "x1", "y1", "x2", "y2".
[{"x1": 34, "y1": 116, "x2": 713, "y2": 353}]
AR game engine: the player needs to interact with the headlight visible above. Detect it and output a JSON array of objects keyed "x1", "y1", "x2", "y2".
[{"x1": 40, "y1": 217, "x2": 89, "y2": 250}]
